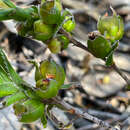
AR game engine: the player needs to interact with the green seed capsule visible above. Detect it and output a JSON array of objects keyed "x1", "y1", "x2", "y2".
[
  {"x1": 63, "y1": 16, "x2": 76, "y2": 32},
  {"x1": 34, "y1": 20, "x2": 53, "y2": 42},
  {"x1": 36, "y1": 79, "x2": 48, "y2": 90},
  {"x1": 13, "y1": 99, "x2": 45, "y2": 123},
  {"x1": 13, "y1": 103, "x2": 27, "y2": 116},
  {"x1": 40, "y1": 60, "x2": 65, "y2": 88},
  {"x1": 57, "y1": 35, "x2": 69, "y2": 50},
  {"x1": 87, "y1": 35, "x2": 112, "y2": 59},
  {"x1": 97, "y1": 10, "x2": 124, "y2": 43},
  {"x1": 48, "y1": 38, "x2": 61, "y2": 53},
  {"x1": 35, "y1": 79, "x2": 59, "y2": 99},
  {"x1": 40, "y1": 0, "x2": 62, "y2": 24}
]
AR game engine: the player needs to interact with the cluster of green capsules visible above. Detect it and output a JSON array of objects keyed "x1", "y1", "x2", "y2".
[
  {"x1": 0, "y1": 46, "x2": 67, "y2": 127},
  {"x1": 33, "y1": 0, "x2": 75, "y2": 53},
  {"x1": 87, "y1": 7, "x2": 124, "y2": 66},
  {"x1": 0, "y1": 0, "x2": 76, "y2": 127},
  {"x1": 0, "y1": 0, "x2": 75, "y2": 53}
]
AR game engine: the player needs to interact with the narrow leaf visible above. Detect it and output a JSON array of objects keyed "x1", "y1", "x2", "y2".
[
  {"x1": 0, "y1": 64, "x2": 12, "y2": 83},
  {"x1": 0, "y1": 48, "x2": 24, "y2": 85},
  {"x1": 2, "y1": 0, "x2": 16, "y2": 8},
  {"x1": 4, "y1": 91, "x2": 27, "y2": 106},
  {"x1": 0, "y1": 0, "x2": 9, "y2": 8},
  {"x1": 19, "y1": 100, "x2": 45, "y2": 123},
  {"x1": 0, "y1": 82, "x2": 18, "y2": 97}
]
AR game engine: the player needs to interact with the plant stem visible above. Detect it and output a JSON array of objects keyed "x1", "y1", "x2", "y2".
[
  {"x1": 60, "y1": 29, "x2": 130, "y2": 86},
  {"x1": 53, "y1": 97, "x2": 118, "y2": 130},
  {"x1": 112, "y1": 62, "x2": 130, "y2": 85},
  {"x1": 59, "y1": 29, "x2": 89, "y2": 52},
  {"x1": 0, "y1": 7, "x2": 35, "y2": 21}
]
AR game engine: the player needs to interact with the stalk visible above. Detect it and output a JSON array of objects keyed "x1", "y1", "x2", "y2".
[{"x1": 0, "y1": 7, "x2": 35, "y2": 21}]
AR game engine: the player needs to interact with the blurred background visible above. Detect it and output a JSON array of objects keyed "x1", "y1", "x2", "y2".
[{"x1": 0, "y1": 0, "x2": 130, "y2": 130}]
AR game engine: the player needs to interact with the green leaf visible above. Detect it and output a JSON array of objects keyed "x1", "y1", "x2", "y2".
[
  {"x1": 0, "y1": 48, "x2": 35, "y2": 98},
  {"x1": 0, "y1": 0, "x2": 9, "y2": 8},
  {"x1": 0, "y1": 7, "x2": 35, "y2": 21},
  {"x1": 0, "y1": 48, "x2": 41, "y2": 102},
  {"x1": 0, "y1": 64, "x2": 18, "y2": 97},
  {"x1": 0, "y1": 48, "x2": 24, "y2": 85},
  {"x1": 0, "y1": 8, "x2": 13, "y2": 21},
  {"x1": 19, "y1": 99, "x2": 45, "y2": 123},
  {"x1": 0, "y1": 82, "x2": 18, "y2": 97},
  {"x1": 2, "y1": 0, "x2": 16, "y2": 8},
  {"x1": 24, "y1": 88, "x2": 41, "y2": 100},
  {"x1": 41, "y1": 114, "x2": 47, "y2": 128},
  {"x1": 0, "y1": 65, "x2": 12, "y2": 83},
  {"x1": 4, "y1": 91, "x2": 27, "y2": 107}
]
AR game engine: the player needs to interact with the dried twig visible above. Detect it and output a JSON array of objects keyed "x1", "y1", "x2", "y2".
[
  {"x1": 77, "y1": 112, "x2": 130, "y2": 130},
  {"x1": 59, "y1": 29, "x2": 89, "y2": 52},
  {"x1": 52, "y1": 97, "x2": 118, "y2": 130},
  {"x1": 77, "y1": 124, "x2": 100, "y2": 130},
  {"x1": 112, "y1": 63, "x2": 130, "y2": 86}
]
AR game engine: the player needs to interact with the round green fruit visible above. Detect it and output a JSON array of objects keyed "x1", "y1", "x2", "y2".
[
  {"x1": 87, "y1": 35, "x2": 112, "y2": 59},
  {"x1": 13, "y1": 103, "x2": 27, "y2": 116},
  {"x1": 34, "y1": 20, "x2": 53, "y2": 42},
  {"x1": 63, "y1": 16, "x2": 76, "y2": 32},
  {"x1": 40, "y1": 60, "x2": 65, "y2": 88},
  {"x1": 48, "y1": 38, "x2": 61, "y2": 54},
  {"x1": 40, "y1": 0, "x2": 62, "y2": 24},
  {"x1": 97, "y1": 13, "x2": 124, "y2": 43},
  {"x1": 57, "y1": 35, "x2": 69, "y2": 49}
]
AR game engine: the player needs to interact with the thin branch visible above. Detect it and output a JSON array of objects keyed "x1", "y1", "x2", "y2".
[
  {"x1": 112, "y1": 62, "x2": 130, "y2": 86},
  {"x1": 77, "y1": 124, "x2": 100, "y2": 130},
  {"x1": 77, "y1": 112, "x2": 130, "y2": 130},
  {"x1": 59, "y1": 29, "x2": 89, "y2": 52},
  {"x1": 52, "y1": 97, "x2": 118, "y2": 130},
  {"x1": 60, "y1": 29, "x2": 130, "y2": 86}
]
